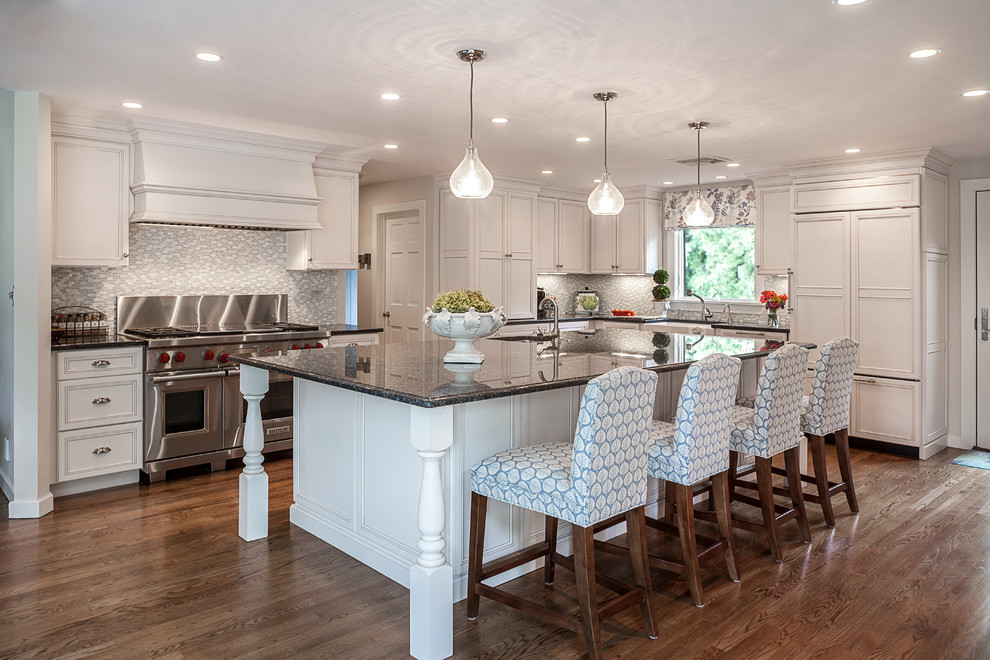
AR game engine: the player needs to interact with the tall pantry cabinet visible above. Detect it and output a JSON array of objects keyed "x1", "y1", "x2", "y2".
[
  {"x1": 439, "y1": 179, "x2": 540, "y2": 320},
  {"x1": 789, "y1": 149, "x2": 952, "y2": 458}
]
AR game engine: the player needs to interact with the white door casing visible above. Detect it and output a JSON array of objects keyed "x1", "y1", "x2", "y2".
[{"x1": 976, "y1": 190, "x2": 990, "y2": 447}]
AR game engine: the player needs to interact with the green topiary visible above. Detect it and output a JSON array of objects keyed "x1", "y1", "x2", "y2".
[
  {"x1": 653, "y1": 269, "x2": 669, "y2": 285},
  {"x1": 431, "y1": 289, "x2": 494, "y2": 313},
  {"x1": 652, "y1": 332, "x2": 671, "y2": 348},
  {"x1": 652, "y1": 284, "x2": 670, "y2": 301},
  {"x1": 652, "y1": 348, "x2": 669, "y2": 364}
]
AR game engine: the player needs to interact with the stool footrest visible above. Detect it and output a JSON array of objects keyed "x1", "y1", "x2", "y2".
[
  {"x1": 476, "y1": 583, "x2": 582, "y2": 634},
  {"x1": 480, "y1": 542, "x2": 551, "y2": 582}
]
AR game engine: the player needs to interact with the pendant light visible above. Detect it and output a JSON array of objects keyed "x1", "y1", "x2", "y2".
[
  {"x1": 683, "y1": 121, "x2": 715, "y2": 227},
  {"x1": 449, "y1": 49, "x2": 494, "y2": 199},
  {"x1": 587, "y1": 91, "x2": 624, "y2": 215}
]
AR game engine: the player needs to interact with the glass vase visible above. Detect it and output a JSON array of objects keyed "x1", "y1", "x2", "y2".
[{"x1": 766, "y1": 309, "x2": 779, "y2": 328}]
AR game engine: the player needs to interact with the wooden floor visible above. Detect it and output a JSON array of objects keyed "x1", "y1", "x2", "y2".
[{"x1": 3, "y1": 446, "x2": 990, "y2": 659}]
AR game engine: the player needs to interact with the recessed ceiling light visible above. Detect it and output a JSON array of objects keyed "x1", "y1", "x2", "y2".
[
  {"x1": 121, "y1": 101, "x2": 143, "y2": 109},
  {"x1": 384, "y1": 144, "x2": 398, "y2": 149},
  {"x1": 833, "y1": 0, "x2": 866, "y2": 5},
  {"x1": 380, "y1": 93, "x2": 400, "y2": 101},
  {"x1": 491, "y1": 117, "x2": 508, "y2": 124},
  {"x1": 593, "y1": 178, "x2": 601, "y2": 183},
  {"x1": 845, "y1": 148, "x2": 862, "y2": 153},
  {"x1": 726, "y1": 162, "x2": 740, "y2": 168},
  {"x1": 195, "y1": 52, "x2": 223, "y2": 62},
  {"x1": 576, "y1": 137, "x2": 591, "y2": 142},
  {"x1": 662, "y1": 181, "x2": 674, "y2": 185},
  {"x1": 715, "y1": 175, "x2": 727, "y2": 179},
  {"x1": 541, "y1": 170, "x2": 553, "y2": 174},
  {"x1": 909, "y1": 48, "x2": 941, "y2": 59},
  {"x1": 963, "y1": 89, "x2": 990, "y2": 97}
]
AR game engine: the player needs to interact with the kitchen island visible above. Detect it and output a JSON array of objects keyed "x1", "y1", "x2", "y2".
[{"x1": 231, "y1": 329, "x2": 799, "y2": 660}]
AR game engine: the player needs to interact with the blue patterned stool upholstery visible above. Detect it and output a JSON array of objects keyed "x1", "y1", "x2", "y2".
[
  {"x1": 467, "y1": 366, "x2": 660, "y2": 659},
  {"x1": 727, "y1": 343, "x2": 812, "y2": 561},
  {"x1": 796, "y1": 337, "x2": 860, "y2": 527},
  {"x1": 642, "y1": 353, "x2": 742, "y2": 607}
]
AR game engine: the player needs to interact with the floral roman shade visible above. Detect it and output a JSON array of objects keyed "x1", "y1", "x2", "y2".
[{"x1": 663, "y1": 185, "x2": 757, "y2": 230}]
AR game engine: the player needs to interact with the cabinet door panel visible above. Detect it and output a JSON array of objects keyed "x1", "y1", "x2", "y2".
[
  {"x1": 507, "y1": 193, "x2": 534, "y2": 256},
  {"x1": 479, "y1": 193, "x2": 505, "y2": 256},
  {"x1": 755, "y1": 186, "x2": 791, "y2": 274},
  {"x1": 615, "y1": 200, "x2": 643, "y2": 273},
  {"x1": 851, "y1": 378, "x2": 919, "y2": 446},
  {"x1": 792, "y1": 213, "x2": 849, "y2": 366},
  {"x1": 536, "y1": 198, "x2": 557, "y2": 272},
  {"x1": 58, "y1": 422, "x2": 142, "y2": 481},
  {"x1": 442, "y1": 191, "x2": 472, "y2": 253},
  {"x1": 558, "y1": 201, "x2": 589, "y2": 272},
  {"x1": 308, "y1": 172, "x2": 358, "y2": 269},
  {"x1": 478, "y1": 256, "x2": 504, "y2": 310},
  {"x1": 590, "y1": 214, "x2": 616, "y2": 273},
  {"x1": 505, "y1": 257, "x2": 535, "y2": 319}
]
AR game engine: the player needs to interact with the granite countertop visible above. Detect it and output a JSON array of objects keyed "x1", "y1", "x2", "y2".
[
  {"x1": 326, "y1": 324, "x2": 383, "y2": 335},
  {"x1": 232, "y1": 327, "x2": 808, "y2": 409},
  {"x1": 51, "y1": 333, "x2": 147, "y2": 351},
  {"x1": 504, "y1": 315, "x2": 789, "y2": 334}
]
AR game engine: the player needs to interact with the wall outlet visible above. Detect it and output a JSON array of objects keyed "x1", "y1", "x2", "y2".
[{"x1": 3, "y1": 436, "x2": 9, "y2": 462}]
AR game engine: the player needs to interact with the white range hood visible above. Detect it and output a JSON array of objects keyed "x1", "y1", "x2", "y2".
[{"x1": 128, "y1": 119, "x2": 329, "y2": 230}]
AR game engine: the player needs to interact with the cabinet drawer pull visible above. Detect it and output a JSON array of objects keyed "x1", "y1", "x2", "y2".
[
  {"x1": 92, "y1": 446, "x2": 112, "y2": 455},
  {"x1": 92, "y1": 397, "x2": 112, "y2": 405},
  {"x1": 91, "y1": 359, "x2": 112, "y2": 367},
  {"x1": 853, "y1": 376, "x2": 877, "y2": 384},
  {"x1": 347, "y1": 342, "x2": 358, "y2": 347}
]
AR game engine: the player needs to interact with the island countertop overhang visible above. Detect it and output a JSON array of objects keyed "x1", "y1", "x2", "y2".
[{"x1": 230, "y1": 328, "x2": 813, "y2": 409}]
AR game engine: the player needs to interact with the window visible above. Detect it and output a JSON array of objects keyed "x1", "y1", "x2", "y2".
[{"x1": 680, "y1": 227, "x2": 756, "y2": 300}]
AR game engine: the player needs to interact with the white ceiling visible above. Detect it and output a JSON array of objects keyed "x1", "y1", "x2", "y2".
[{"x1": 1, "y1": 0, "x2": 988, "y2": 191}]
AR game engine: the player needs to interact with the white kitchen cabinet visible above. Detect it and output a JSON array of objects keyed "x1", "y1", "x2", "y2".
[
  {"x1": 51, "y1": 133, "x2": 130, "y2": 267},
  {"x1": 327, "y1": 332, "x2": 380, "y2": 348},
  {"x1": 536, "y1": 197, "x2": 588, "y2": 273},
  {"x1": 850, "y1": 376, "x2": 920, "y2": 449},
  {"x1": 440, "y1": 185, "x2": 538, "y2": 320},
  {"x1": 287, "y1": 165, "x2": 360, "y2": 270},
  {"x1": 53, "y1": 346, "x2": 144, "y2": 482},
  {"x1": 715, "y1": 327, "x2": 788, "y2": 341},
  {"x1": 754, "y1": 185, "x2": 792, "y2": 275},
  {"x1": 589, "y1": 195, "x2": 661, "y2": 274}
]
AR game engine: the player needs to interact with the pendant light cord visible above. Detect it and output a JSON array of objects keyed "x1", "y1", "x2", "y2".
[
  {"x1": 696, "y1": 125, "x2": 701, "y2": 193},
  {"x1": 604, "y1": 99, "x2": 609, "y2": 172},
  {"x1": 469, "y1": 59, "x2": 475, "y2": 147}
]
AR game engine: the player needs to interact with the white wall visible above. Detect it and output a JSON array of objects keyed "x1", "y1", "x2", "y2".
[
  {"x1": 948, "y1": 156, "x2": 990, "y2": 448},
  {"x1": 1, "y1": 91, "x2": 53, "y2": 517},
  {"x1": 356, "y1": 176, "x2": 438, "y2": 327}
]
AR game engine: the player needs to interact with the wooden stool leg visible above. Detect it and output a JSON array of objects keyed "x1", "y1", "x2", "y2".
[
  {"x1": 467, "y1": 492, "x2": 487, "y2": 620},
  {"x1": 544, "y1": 515, "x2": 558, "y2": 584},
  {"x1": 711, "y1": 471, "x2": 740, "y2": 582},
  {"x1": 834, "y1": 428, "x2": 859, "y2": 513},
  {"x1": 728, "y1": 451, "x2": 739, "y2": 501},
  {"x1": 625, "y1": 507, "x2": 658, "y2": 639},
  {"x1": 663, "y1": 480, "x2": 677, "y2": 524},
  {"x1": 573, "y1": 525, "x2": 604, "y2": 660},
  {"x1": 784, "y1": 447, "x2": 812, "y2": 543},
  {"x1": 755, "y1": 457, "x2": 782, "y2": 562},
  {"x1": 675, "y1": 483, "x2": 704, "y2": 607},
  {"x1": 809, "y1": 433, "x2": 836, "y2": 527}
]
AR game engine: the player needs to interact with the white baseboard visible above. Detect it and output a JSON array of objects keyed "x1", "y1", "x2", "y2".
[
  {"x1": 7, "y1": 492, "x2": 54, "y2": 519},
  {"x1": 49, "y1": 470, "x2": 141, "y2": 497}
]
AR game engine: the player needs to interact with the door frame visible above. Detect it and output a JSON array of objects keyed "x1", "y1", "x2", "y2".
[
  {"x1": 960, "y1": 178, "x2": 990, "y2": 447},
  {"x1": 371, "y1": 200, "x2": 428, "y2": 342}
]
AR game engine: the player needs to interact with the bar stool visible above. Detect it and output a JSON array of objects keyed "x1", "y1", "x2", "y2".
[
  {"x1": 793, "y1": 337, "x2": 860, "y2": 526},
  {"x1": 643, "y1": 353, "x2": 742, "y2": 607},
  {"x1": 727, "y1": 343, "x2": 811, "y2": 561},
  {"x1": 467, "y1": 366, "x2": 659, "y2": 660}
]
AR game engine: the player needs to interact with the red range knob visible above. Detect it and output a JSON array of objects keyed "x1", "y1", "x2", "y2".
[
  {"x1": 303, "y1": 344, "x2": 313, "y2": 350},
  {"x1": 202, "y1": 349, "x2": 215, "y2": 361},
  {"x1": 219, "y1": 353, "x2": 230, "y2": 363},
  {"x1": 173, "y1": 352, "x2": 186, "y2": 363},
  {"x1": 315, "y1": 342, "x2": 323, "y2": 349},
  {"x1": 291, "y1": 344, "x2": 301, "y2": 350},
  {"x1": 158, "y1": 352, "x2": 170, "y2": 364}
]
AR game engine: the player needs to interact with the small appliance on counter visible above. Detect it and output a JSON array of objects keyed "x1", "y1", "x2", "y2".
[{"x1": 574, "y1": 288, "x2": 600, "y2": 317}]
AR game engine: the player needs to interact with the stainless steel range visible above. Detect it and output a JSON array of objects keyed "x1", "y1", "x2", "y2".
[{"x1": 117, "y1": 294, "x2": 331, "y2": 482}]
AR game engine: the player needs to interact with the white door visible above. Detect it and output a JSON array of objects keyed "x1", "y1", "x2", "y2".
[
  {"x1": 383, "y1": 209, "x2": 426, "y2": 344},
  {"x1": 976, "y1": 191, "x2": 990, "y2": 446}
]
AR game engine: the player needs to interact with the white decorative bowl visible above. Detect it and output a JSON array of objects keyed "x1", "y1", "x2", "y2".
[{"x1": 423, "y1": 306, "x2": 506, "y2": 363}]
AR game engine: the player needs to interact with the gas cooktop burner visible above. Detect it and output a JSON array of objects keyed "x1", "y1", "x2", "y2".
[
  {"x1": 126, "y1": 327, "x2": 198, "y2": 339},
  {"x1": 126, "y1": 323, "x2": 320, "y2": 339}
]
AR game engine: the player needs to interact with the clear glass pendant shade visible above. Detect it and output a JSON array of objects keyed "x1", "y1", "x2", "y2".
[
  {"x1": 587, "y1": 171, "x2": 625, "y2": 215},
  {"x1": 449, "y1": 145, "x2": 494, "y2": 199},
  {"x1": 683, "y1": 195, "x2": 715, "y2": 227}
]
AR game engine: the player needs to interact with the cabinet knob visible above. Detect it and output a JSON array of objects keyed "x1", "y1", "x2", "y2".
[
  {"x1": 122, "y1": 252, "x2": 129, "y2": 258},
  {"x1": 92, "y1": 446, "x2": 112, "y2": 455},
  {"x1": 91, "y1": 397, "x2": 112, "y2": 405},
  {"x1": 91, "y1": 359, "x2": 111, "y2": 367},
  {"x1": 755, "y1": 264, "x2": 760, "y2": 269}
]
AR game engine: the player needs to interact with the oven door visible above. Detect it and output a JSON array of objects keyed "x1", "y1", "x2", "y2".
[
  {"x1": 222, "y1": 368, "x2": 294, "y2": 451},
  {"x1": 146, "y1": 370, "x2": 225, "y2": 463}
]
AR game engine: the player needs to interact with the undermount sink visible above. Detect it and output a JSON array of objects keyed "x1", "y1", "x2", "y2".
[{"x1": 490, "y1": 334, "x2": 554, "y2": 343}]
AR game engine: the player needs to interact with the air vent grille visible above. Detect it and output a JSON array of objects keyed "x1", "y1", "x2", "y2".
[{"x1": 672, "y1": 155, "x2": 733, "y2": 166}]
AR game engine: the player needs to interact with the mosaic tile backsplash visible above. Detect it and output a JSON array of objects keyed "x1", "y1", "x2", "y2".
[
  {"x1": 537, "y1": 273, "x2": 790, "y2": 327},
  {"x1": 52, "y1": 225, "x2": 338, "y2": 331}
]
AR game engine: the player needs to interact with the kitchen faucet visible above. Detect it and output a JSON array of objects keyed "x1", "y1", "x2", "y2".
[
  {"x1": 537, "y1": 296, "x2": 560, "y2": 341},
  {"x1": 686, "y1": 290, "x2": 713, "y2": 321},
  {"x1": 722, "y1": 303, "x2": 733, "y2": 325}
]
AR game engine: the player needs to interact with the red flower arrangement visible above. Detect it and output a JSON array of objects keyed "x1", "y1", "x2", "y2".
[{"x1": 760, "y1": 290, "x2": 788, "y2": 311}]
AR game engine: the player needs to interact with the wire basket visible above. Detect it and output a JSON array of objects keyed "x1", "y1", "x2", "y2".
[{"x1": 51, "y1": 306, "x2": 109, "y2": 341}]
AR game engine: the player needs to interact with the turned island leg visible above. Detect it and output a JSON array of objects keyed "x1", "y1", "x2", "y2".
[
  {"x1": 239, "y1": 365, "x2": 270, "y2": 541},
  {"x1": 408, "y1": 406, "x2": 455, "y2": 660}
]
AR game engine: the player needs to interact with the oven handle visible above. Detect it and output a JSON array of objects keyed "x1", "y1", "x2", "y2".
[
  {"x1": 225, "y1": 368, "x2": 240, "y2": 377},
  {"x1": 149, "y1": 371, "x2": 226, "y2": 384}
]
